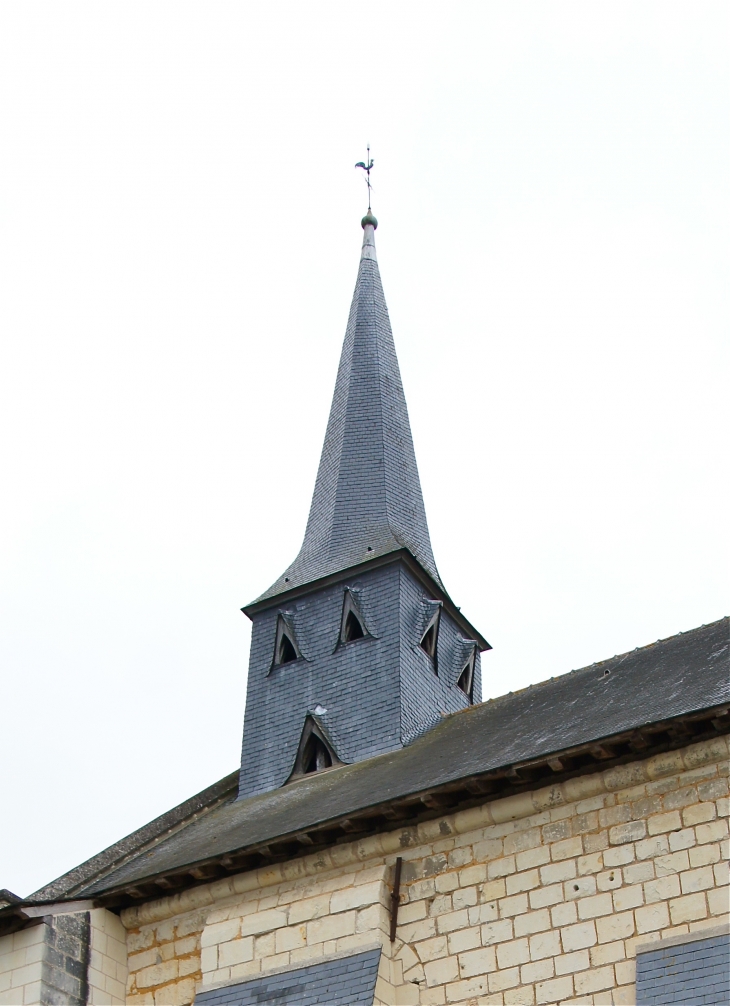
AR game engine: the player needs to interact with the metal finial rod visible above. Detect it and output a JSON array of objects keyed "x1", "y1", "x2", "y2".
[{"x1": 355, "y1": 145, "x2": 374, "y2": 211}]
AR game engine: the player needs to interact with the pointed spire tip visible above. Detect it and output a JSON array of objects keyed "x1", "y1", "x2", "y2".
[{"x1": 361, "y1": 210, "x2": 378, "y2": 229}]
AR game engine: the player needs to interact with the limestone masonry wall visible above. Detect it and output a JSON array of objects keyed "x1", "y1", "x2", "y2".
[
  {"x1": 120, "y1": 735, "x2": 729, "y2": 1006},
  {"x1": 89, "y1": 908, "x2": 128, "y2": 1005},
  {"x1": 0, "y1": 908, "x2": 127, "y2": 1006},
  {"x1": 0, "y1": 924, "x2": 45, "y2": 1006}
]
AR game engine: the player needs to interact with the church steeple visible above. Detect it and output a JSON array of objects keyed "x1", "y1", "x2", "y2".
[
  {"x1": 254, "y1": 212, "x2": 442, "y2": 606},
  {"x1": 238, "y1": 212, "x2": 488, "y2": 801}
]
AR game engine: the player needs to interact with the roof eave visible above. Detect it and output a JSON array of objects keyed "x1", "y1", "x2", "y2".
[
  {"x1": 24, "y1": 771, "x2": 240, "y2": 905},
  {"x1": 75, "y1": 702, "x2": 730, "y2": 911},
  {"x1": 242, "y1": 547, "x2": 490, "y2": 651}
]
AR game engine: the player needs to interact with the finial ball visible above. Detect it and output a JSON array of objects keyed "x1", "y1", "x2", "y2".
[{"x1": 361, "y1": 210, "x2": 378, "y2": 230}]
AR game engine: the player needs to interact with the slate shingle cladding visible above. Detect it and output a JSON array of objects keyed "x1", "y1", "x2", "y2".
[
  {"x1": 253, "y1": 222, "x2": 441, "y2": 605},
  {"x1": 636, "y1": 933, "x2": 730, "y2": 1005},
  {"x1": 194, "y1": 949, "x2": 381, "y2": 1006},
  {"x1": 52, "y1": 617, "x2": 728, "y2": 898},
  {"x1": 238, "y1": 563, "x2": 481, "y2": 799},
  {"x1": 237, "y1": 220, "x2": 485, "y2": 799}
]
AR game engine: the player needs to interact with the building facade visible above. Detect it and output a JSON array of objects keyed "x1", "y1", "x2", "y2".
[{"x1": 1, "y1": 213, "x2": 728, "y2": 1006}]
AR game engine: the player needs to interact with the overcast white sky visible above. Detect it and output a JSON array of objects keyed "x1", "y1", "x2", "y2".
[{"x1": 1, "y1": 2, "x2": 727, "y2": 898}]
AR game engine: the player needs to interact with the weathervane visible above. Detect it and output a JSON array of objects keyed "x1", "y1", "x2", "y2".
[{"x1": 355, "y1": 145, "x2": 374, "y2": 211}]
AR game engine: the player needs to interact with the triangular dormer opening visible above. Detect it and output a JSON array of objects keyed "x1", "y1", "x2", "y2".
[
  {"x1": 288, "y1": 716, "x2": 342, "y2": 781},
  {"x1": 420, "y1": 604, "x2": 441, "y2": 671},
  {"x1": 339, "y1": 590, "x2": 368, "y2": 646},
  {"x1": 344, "y1": 610, "x2": 365, "y2": 642},
  {"x1": 278, "y1": 634, "x2": 297, "y2": 664},
  {"x1": 271, "y1": 614, "x2": 301, "y2": 671},
  {"x1": 457, "y1": 646, "x2": 477, "y2": 702},
  {"x1": 302, "y1": 733, "x2": 332, "y2": 773},
  {"x1": 421, "y1": 622, "x2": 437, "y2": 657}
]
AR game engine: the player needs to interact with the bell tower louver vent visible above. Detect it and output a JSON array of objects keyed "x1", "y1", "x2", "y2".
[
  {"x1": 271, "y1": 614, "x2": 301, "y2": 671},
  {"x1": 339, "y1": 590, "x2": 368, "y2": 646},
  {"x1": 457, "y1": 645, "x2": 477, "y2": 701},
  {"x1": 278, "y1": 635, "x2": 297, "y2": 664},
  {"x1": 303, "y1": 734, "x2": 332, "y2": 773},
  {"x1": 344, "y1": 611, "x2": 364, "y2": 641},
  {"x1": 288, "y1": 716, "x2": 342, "y2": 781},
  {"x1": 420, "y1": 603, "x2": 442, "y2": 671}
]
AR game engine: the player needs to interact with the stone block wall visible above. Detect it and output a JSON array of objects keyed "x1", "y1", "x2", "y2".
[
  {"x1": 41, "y1": 911, "x2": 89, "y2": 1004},
  {"x1": 88, "y1": 908, "x2": 129, "y2": 1004},
  {"x1": 118, "y1": 735, "x2": 729, "y2": 1005},
  {"x1": 198, "y1": 866, "x2": 396, "y2": 1005},
  {"x1": 0, "y1": 913, "x2": 90, "y2": 1006},
  {"x1": 124, "y1": 866, "x2": 398, "y2": 1005},
  {"x1": 123, "y1": 907, "x2": 208, "y2": 1006},
  {"x1": 0, "y1": 924, "x2": 45, "y2": 1005},
  {"x1": 0, "y1": 907, "x2": 126, "y2": 1006},
  {"x1": 390, "y1": 742, "x2": 728, "y2": 1004}
]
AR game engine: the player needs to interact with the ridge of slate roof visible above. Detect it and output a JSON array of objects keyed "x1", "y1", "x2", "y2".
[
  {"x1": 63, "y1": 616, "x2": 728, "y2": 900},
  {"x1": 253, "y1": 218, "x2": 442, "y2": 606}
]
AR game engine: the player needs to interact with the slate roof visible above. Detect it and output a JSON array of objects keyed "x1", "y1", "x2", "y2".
[
  {"x1": 635, "y1": 932, "x2": 730, "y2": 1005},
  {"x1": 254, "y1": 219, "x2": 442, "y2": 605},
  {"x1": 194, "y1": 948, "x2": 381, "y2": 1006},
  {"x1": 52, "y1": 616, "x2": 728, "y2": 901}
]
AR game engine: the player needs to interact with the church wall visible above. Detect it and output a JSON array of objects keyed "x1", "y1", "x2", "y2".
[
  {"x1": 88, "y1": 908, "x2": 128, "y2": 1005},
  {"x1": 0, "y1": 913, "x2": 92, "y2": 1005},
  {"x1": 120, "y1": 735, "x2": 729, "y2": 1005},
  {"x1": 122, "y1": 907, "x2": 207, "y2": 1006},
  {"x1": 0, "y1": 907, "x2": 127, "y2": 1006},
  {"x1": 196, "y1": 864, "x2": 397, "y2": 1004},
  {"x1": 0, "y1": 923, "x2": 45, "y2": 1005}
]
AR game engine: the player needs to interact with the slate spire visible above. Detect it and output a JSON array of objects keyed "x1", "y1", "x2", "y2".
[
  {"x1": 239, "y1": 210, "x2": 488, "y2": 799},
  {"x1": 255, "y1": 213, "x2": 442, "y2": 603}
]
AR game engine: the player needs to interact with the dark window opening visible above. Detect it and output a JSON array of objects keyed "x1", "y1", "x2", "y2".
[
  {"x1": 457, "y1": 645, "x2": 476, "y2": 701},
  {"x1": 270, "y1": 614, "x2": 301, "y2": 672},
  {"x1": 457, "y1": 664, "x2": 472, "y2": 696},
  {"x1": 421, "y1": 624, "x2": 436, "y2": 657},
  {"x1": 277, "y1": 632, "x2": 298, "y2": 665},
  {"x1": 338, "y1": 590, "x2": 369, "y2": 648},
  {"x1": 287, "y1": 716, "x2": 342, "y2": 782},
  {"x1": 302, "y1": 734, "x2": 333, "y2": 774},
  {"x1": 420, "y1": 599, "x2": 442, "y2": 663},
  {"x1": 420, "y1": 609, "x2": 440, "y2": 666},
  {"x1": 343, "y1": 609, "x2": 365, "y2": 643},
  {"x1": 457, "y1": 662, "x2": 473, "y2": 699}
]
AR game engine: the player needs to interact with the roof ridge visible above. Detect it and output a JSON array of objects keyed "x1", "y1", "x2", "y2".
[{"x1": 445, "y1": 615, "x2": 730, "y2": 720}]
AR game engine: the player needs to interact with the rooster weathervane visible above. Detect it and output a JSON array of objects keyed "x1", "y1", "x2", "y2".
[{"x1": 355, "y1": 146, "x2": 374, "y2": 211}]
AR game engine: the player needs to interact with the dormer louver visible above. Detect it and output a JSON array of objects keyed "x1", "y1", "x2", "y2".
[
  {"x1": 339, "y1": 590, "x2": 368, "y2": 646},
  {"x1": 288, "y1": 716, "x2": 342, "y2": 781},
  {"x1": 271, "y1": 614, "x2": 301, "y2": 671},
  {"x1": 420, "y1": 602, "x2": 442, "y2": 670},
  {"x1": 344, "y1": 611, "x2": 364, "y2": 641},
  {"x1": 457, "y1": 645, "x2": 477, "y2": 702}
]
